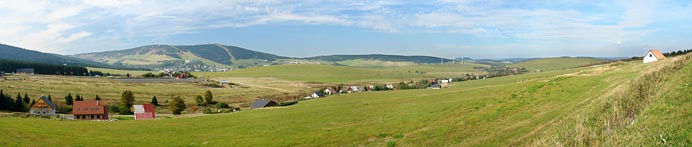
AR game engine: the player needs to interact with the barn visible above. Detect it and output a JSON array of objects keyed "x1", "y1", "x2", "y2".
[
  {"x1": 30, "y1": 96, "x2": 57, "y2": 116},
  {"x1": 73, "y1": 100, "x2": 109, "y2": 120},
  {"x1": 133, "y1": 104, "x2": 156, "y2": 120},
  {"x1": 643, "y1": 50, "x2": 666, "y2": 63},
  {"x1": 251, "y1": 100, "x2": 277, "y2": 109}
]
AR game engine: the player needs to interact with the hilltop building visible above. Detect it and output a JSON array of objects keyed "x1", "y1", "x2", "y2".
[
  {"x1": 73, "y1": 100, "x2": 109, "y2": 120},
  {"x1": 30, "y1": 96, "x2": 57, "y2": 116},
  {"x1": 133, "y1": 104, "x2": 156, "y2": 120},
  {"x1": 643, "y1": 50, "x2": 666, "y2": 63}
]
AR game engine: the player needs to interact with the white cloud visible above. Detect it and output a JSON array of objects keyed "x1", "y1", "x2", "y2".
[
  {"x1": 61, "y1": 31, "x2": 92, "y2": 43},
  {"x1": 0, "y1": 0, "x2": 686, "y2": 57}
]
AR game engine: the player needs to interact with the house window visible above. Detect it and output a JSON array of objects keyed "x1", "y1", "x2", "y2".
[{"x1": 649, "y1": 54, "x2": 653, "y2": 57}]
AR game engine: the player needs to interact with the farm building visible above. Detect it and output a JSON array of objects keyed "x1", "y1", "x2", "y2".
[
  {"x1": 73, "y1": 100, "x2": 109, "y2": 120},
  {"x1": 324, "y1": 87, "x2": 337, "y2": 95},
  {"x1": 15, "y1": 68, "x2": 34, "y2": 74},
  {"x1": 309, "y1": 92, "x2": 324, "y2": 98},
  {"x1": 220, "y1": 80, "x2": 230, "y2": 86},
  {"x1": 133, "y1": 104, "x2": 156, "y2": 120},
  {"x1": 643, "y1": 50, "x2": 666, "y2": 63},
  {"x1": 429, "y1": 84, "x2": 442, "y2": 89},
  {"x1": 30, "y1": 96, "x2": 57, "y2": 116},
  {"x1": 349, "y1": 86, "x2": 364, "y2": 93},
  {"x1": 251, "y1": 100, "x2": 277, "y2": 109},
  {"x1": 385, "y1": 84, "x2": 395, "y2": 89}
]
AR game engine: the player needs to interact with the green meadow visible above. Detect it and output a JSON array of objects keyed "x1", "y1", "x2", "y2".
[
  {"x1": 196, "y1": 63, "x2": 487, "y2": 83},
  {"x1": 1, "y1": 55, "x2": 689, "y2": 146},
  {"x1": 508, "y1": 57, "x2": 606, "y2": 71}
]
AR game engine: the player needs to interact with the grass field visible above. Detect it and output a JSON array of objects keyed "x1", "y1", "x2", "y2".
[
  {"x1": 508, "y1": 57, "x2": 606, "y2": 71},
  {"x1": 1, "y1": 54, "x2": 690, "y2": 146},
  {"x1": 87, "y1": 67, "x2": 154, "y2": 76},
  {"x1": 0, "y1": 75, "x2": 316, "y2": 109},
  {"x1": 196, "y1": 63, "x2": 487, "y2": 84},
  {"x1": 336, "y1": 59, "x2": 419, "y2": 68},
  {"x1": 2, "y1": 54, "x2": 689, "y2": 146}
]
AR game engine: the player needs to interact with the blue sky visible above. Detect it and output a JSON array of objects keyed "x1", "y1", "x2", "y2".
[{"x1": 1, "y1": 0, "x2": 691, "y2": 58}]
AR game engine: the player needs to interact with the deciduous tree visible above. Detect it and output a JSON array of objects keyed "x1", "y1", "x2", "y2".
[
  {"x1": 204, "y1": 90, "x2": 214, "y2": 105},
  {"x1": 169, "y1": 96, "x2": 186, "y2": 115},
  {"x1": 119, "y1": 90, "x2": 135, "y2": 114}
]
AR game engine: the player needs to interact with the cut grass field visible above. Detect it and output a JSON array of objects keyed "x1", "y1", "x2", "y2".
[
  {"x1": 0, "y1": 75, "x2": 315, "y2": 109},
  {"x1": 336, "y1": 59, "x2": 419, "y2": 68},
  {"x1": 87, "y1": 67, "x2": 154, "y2": 76},
  {"x1": 508, "y1": 57, "x2": 606, "y2": 71},
  {"x1": 196, "y1": 63, "x2": 488, "y2": 84},
  {"x1": 2, "y1": 54, "x2": 689, "y2": 146}
]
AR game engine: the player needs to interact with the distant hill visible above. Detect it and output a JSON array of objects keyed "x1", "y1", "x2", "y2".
[
  {"x1": 508, "y1": 57, "x2": 607, "y2": 71},
  {"x1": 74, "y1": 44, "x2": 286, "y2": 69},
  {"x1": 306, "y1": 54, "x2": 450, "y2": 64},
  {"x1": 0, "y1": 43, "x2": 113, "y2": 68}
]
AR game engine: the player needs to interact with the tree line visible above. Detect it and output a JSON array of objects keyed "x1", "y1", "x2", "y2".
[
  {"x1": 0, "y1": 59, "x2": 89, "y2": 76},
  {"x1": 663, "y1": 49, "x2": 692, "y2": 57}
]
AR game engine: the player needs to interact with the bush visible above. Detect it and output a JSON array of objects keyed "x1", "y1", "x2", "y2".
[
  {"x1": 118, "y1": 105, "x2": 133, "y2": 115},
  {"x1": 169, "y1": 96, "x2": 186, "y2": 115},
  {"x1": 278, "y1": 101, "x2": 298, "y2": 106},
  {"x1": 203, "y1": 107, "x2": 213, "y2": 114},
  {"x1": 109, "y1": 105, "x2": 120, "y2": 114},
  {"x1": 215, "y1": 102, "x2": 230, "y2": 108},
  {"x1": 387, "y1": 141, "x2": 397, "y2": 147}
]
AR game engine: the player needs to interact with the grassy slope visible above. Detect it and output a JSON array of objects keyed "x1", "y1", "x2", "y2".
[
  {"x1": 337, "y1": 59, "x2": 419, "y2": 68},
  {"x1": 1, "y1": 56, "x2": 688, "y2": 146},
  {"x1": 0, "y1": 75, "x2": 313, "y2": 109},
  {"x1": 87, "y1": 67, "x2": 153, "y2": 76},
  {"x1": 0, "y1": 59, "x2": 652, "y2": 146},
  {"x1": 196, "y1": 63, "x2": 487, "y2": 84},
  {"x1": 509, "y1": 57, "x2": 606, "y2": 71}
]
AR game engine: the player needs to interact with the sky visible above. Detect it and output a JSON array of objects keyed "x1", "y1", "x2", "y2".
[{"x1": 1, "y1": 0, "x2": 691, "y2": 58}]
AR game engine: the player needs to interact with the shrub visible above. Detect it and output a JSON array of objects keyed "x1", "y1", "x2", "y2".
[
  {"x1": 215, "y1": 102, "x2": 230, "y2": 108},
  {"x1": 378, "y1": 133, "x2": 388, "y2": 138},
  {"x1": 387, "y1": 141, "x2": 396, "y2": 147},
  {"x1": 203, "y1": 107, "x2": 213, "y2": 114},
  {"x1": 278, "y1": 101, "x2": 298, "y2": 106},
  {"x1": 109, "y1": 105, "x2": 120, "y2": 114},
  {"x1": 169, "y1": 96, "x2": 186, "y2": 115}
]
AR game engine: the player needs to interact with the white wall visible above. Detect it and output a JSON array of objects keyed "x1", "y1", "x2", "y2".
[{"x1": 643, "y1": 52, "x2": 659, "y2": 63}]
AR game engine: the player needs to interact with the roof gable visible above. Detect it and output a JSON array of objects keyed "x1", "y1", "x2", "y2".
[
  {"x1": 648, "y1": 50, "x2": 666, "y2": 60},
  {"x1": 73, "y1": 100, "x2": 108, "y2": 115},
  {"x1": 40, "y1": 96, "x2": 57, "y2": 109},
  {"x1": 251, "y1": 100, "x2": 276, "y2": 109}
]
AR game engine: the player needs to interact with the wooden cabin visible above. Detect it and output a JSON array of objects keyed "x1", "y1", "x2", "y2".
[{"x1": 30, "y1": 96, "x2": 57, "y2": 116}]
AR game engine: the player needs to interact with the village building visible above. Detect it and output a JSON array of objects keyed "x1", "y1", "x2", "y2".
[
  {"x1": 30, "y1": 96, "x2": 57, "y2": 116},
  {"x1": 643, "y1": 50, "x2": 666, "y2": 63},
  {"x1": 339, "y1": 87, "x2": 350, "y2": 94},
  {"x1": 219, "y1": 80, "x2": 230, "y2": 87},
  {"x1": 440, "y1": 80, "x2": 450, "y2": 88},
  {"x1": 349, "y1": 86, "x2": 364, "y2": 93},
  {"x1": 324, "y1": 87, "x2": 337, "y2": 95},
  {"x1": 73, "y1": 100, "x2": 109, "y2": 120},
  {"x1": 15, "y1": 68, "x2": 34, "y2": 74},
  {"x1": 385, "y1": 84, "x2": 395, "y2": 90},
  {"x1": 133, "y1": 104, "x2": 156, "y2": 120},
  {"x1": 251, "y1": 100, "x2": 277, "y2": 109},
  {"x1": 429, "y1": 84, "x2": 442, "y2": 90}
]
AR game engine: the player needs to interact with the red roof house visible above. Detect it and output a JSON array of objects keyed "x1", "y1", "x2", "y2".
[
  {"x1": 73, "y1": 100, "x2": 109, "y2": 120},
  {"x1": 133, "y1": 104, "x2": 156, "y2": 120}
]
